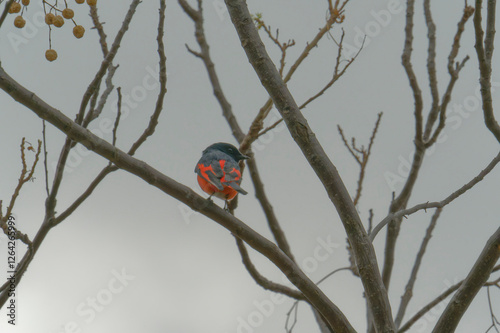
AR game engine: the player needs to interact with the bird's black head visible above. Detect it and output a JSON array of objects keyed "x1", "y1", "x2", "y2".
[{"x1": 204, "y1": 142, "x2": 250, "y2": 161}]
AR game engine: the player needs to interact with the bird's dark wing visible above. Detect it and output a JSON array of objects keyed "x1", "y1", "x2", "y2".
[
  {"x1": 221, "y1": 159, "x2": 248, "y2": 195},
  {"x1": 195, "y1": 153, "x2": 225, "y2": 191}
]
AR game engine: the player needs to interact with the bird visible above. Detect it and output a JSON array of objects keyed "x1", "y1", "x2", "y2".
[{"x1": 195, "y1": 142, "x2": 249, "y2": 209}]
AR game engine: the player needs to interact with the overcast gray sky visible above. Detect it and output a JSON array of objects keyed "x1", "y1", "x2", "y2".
[{"x1": 1, "y1": 1, "x2": 499, "y2": 332}]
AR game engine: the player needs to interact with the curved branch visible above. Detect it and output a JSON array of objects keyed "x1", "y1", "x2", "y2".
[
  {"x1": 432, "y1": 227, "x2": 500, "y2": 332},
  {"x1": 234, "y1": 237, "x2": 304, "y2": 300}
]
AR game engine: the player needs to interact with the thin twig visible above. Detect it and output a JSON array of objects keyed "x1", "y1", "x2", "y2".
[
  {"x1": 285, "y1": 301, "x2": 299, "y2": 332},
  {"x1": 421, "y1": 0, "x2": 439, "y2": 144},
  {"x1": 82, "y1": 65, "x2": 119, "y2": 128},
  {"x1": 371, "y1": 151, "x2": 500, "y2": 240},
  {"x1": 1, "y1": 139, "x2": 42, "y2": 225},
  {"x1": 127, "y1": 0, "x2": 167, "y2": 157},
  {"x1": 338, "y1": 112, "x2": 382, "y2": 206},
  {"x1": 394, "y1": 208, "x2": 442, "y2": 327},
  {"x1": 485, "y1": 286, "x2": 500, "y2": 333},
  {"x1": 234, "y1": 237, "x2": 304, "y2": 300},
  {"x1": 285, "y1": 266, "x2": 352, "y2": 332},
  {"x1": 253, "y1": 14, "x2": 295, "y2": 76},
  {"x1": 79, "y1": 0, "x2": 142, "y2": 126},
  {"x1": 42, "y1": 120, "x2": 50, "y2": 196},
  {"x1": 89, "y1": 5, "x2": 109, "y2": 56},
  {"x1": 112, "y1": 87, "x2": 122, "y2": 146},
  {"x1": 424, "y1": 5, "x2": 474, "y2": 147},
  {"x1": 399, "y1": 265, "x2": 500, "y2": 332},
  {"x1": 402, "y1": 0, "x2": 424, "y2": 146}
]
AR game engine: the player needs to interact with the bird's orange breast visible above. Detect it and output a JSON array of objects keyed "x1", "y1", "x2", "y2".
[{"x1": 197, "y1": 175, "x2": 239, "y2": 201}]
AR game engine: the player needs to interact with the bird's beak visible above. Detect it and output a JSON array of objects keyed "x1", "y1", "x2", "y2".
[{"x1": 241, "y1": 154, "x2": 250, "y2": 160}]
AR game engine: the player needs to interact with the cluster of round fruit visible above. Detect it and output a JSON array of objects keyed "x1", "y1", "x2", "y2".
[{"x1": 8, "y1": 0, "x2": 97, "y2": 61}]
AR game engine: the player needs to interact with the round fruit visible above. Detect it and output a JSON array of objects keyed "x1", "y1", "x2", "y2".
[
  {"x1": 53, "y1": 15, "x2": 64, "y2": 27},
  {"x1": 73, "y1": 25, "x2": 85, "y2": 38},
  {"x1": 14, "y1": 15, "x2": 25, "y2": 28},
  {"x1": 45, "y1": 49, "x2": 58, "y2": 62},
  {"x1": 8, "y1": 2, "x2": 21, "y2": 13},
  {"x1": 87, "y1": 0, "x2": 97, "y2": 6},
  {"x1": 22, "y1": 0, "x2": 30, "y2": 5},
  {"x1": 75, "y1": 0, "x2": 84, "y2": 3},
  {"x1": 62, "y1": 8, "x2": 74, "y2": 19},
  {"x1": 45, "y1": 13, "x2": 55, "y2": 25}
]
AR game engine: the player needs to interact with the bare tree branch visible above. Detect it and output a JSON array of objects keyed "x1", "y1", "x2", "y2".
[
  {"x1": 394, "y1": 208, "x2": 442, "y2": 327},
  {"x1": 485, "y1": 285, "x2": 500, "y2": 333},
  {"x1": 234, "y1": 237, "x2": 304, "y2": 300},
  {"x1": 89, "y1": 5, "x2": 109, "y2": 56},
  {"x1": 1, "y1": 138, "x2": 41, "y2": 229},
  {"x1": 338, "y1": 112, "x2": 382, "y2": 206},
  {"x1": 285, "y1": 266, "x2": 352, "y2": 333},
  {"x1": 474, "y1": 0, "x2": 500, "y2": 142},
  {"x1": 80, "y1": 0, "x2": 141, "y2": 126},
  {"x1": 399, "y1": 279, "x2": 461, "y2": 332},
  {"x1": 402, "y1": 0, "x2": 424, "y2": 146},
  {"x1": 224, "y1": 0, "x2": 394, "y2": 331},
  {"x1": 371, "y1": 150, "x2": 500, "y2": 240},
  {"x1": 127, "y1": 0, "x2": 167, "y2": 156},
  {"x1": 42, "y1": 120, "x2": 50, "y2": 196},
  {"x1": 424, "y1": 5, "x2": 474, "y2": 147},
  {"x1": 433, "y1": 227, "x2": 500, "y2": 332},
  {"x1": 112, "y1": 88, "x2": 122, "y2": 146},
  {"x1": 178, "y1": 0, "x2": 245, "y2": 141},
  {"x1": 399, "y1": 265, "x2": 500, "y2": 332},
  {"x1": 252, "y1": 14, "x2": 295, "y2": 76},
  {"x1": 381, "y1": 0, "x2": 426, "y2": 294},
  {"x1": 422, "y1": 0, "x2": 439, "y2": 142}
]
